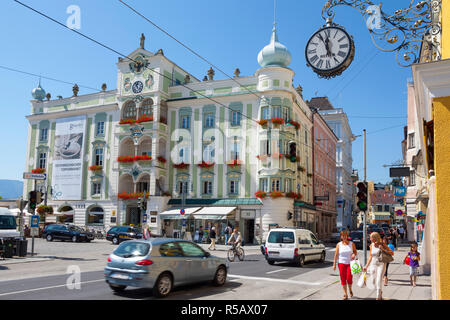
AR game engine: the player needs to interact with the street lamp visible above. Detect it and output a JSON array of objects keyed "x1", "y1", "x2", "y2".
[{"x1": 320, "y1": 0, "x2": 442, "y2": 67}]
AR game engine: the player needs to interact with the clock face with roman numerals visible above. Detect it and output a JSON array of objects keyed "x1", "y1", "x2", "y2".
[{"x1": 305, "y1": 25, "x2": 355, "y2": 79}]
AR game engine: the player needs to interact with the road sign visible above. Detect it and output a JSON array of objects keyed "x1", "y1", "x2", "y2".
[
  {"x1": 23, "y1": 172, "x2": 47, "y2": 180},
  {"x1": 31, "y1": 215, "x2": 39, "y2": 228},
  {"x1": 396, "y1": 209, "x2": 404, "y2": 216},
  {"x1": 394, "y1": 186, "x2": 406, "y2": 197},
  {"x1": 30, "y1": 227, "x2": 39, "y2": 237},
  {"x1": 143, "y1": 214, "x2": 147, "y2": 223},
  {"x1": 314, "y1": 195, "x2": 329, "y2": 201},
  {"x1": 180, "y1": 209, "x2": 185, "y2": 215},
  {"x1": 390, "y1": 167, "x2": 410, "y2": 177}
]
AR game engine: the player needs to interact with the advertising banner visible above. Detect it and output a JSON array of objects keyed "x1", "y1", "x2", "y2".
[{"x1": 51, "y1": 116, "x2": 86, "y2": 200}]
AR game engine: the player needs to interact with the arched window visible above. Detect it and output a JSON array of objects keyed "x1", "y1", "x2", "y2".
[
  {"x1": 87, "y1": 206, "x2": 104, "y2": 225},
  {"x1": 122, "y1": 101, "x2": 137, "y2": 120},
  {"x1": 140, "y1": 98, "x2": 153, "y2": 117}
]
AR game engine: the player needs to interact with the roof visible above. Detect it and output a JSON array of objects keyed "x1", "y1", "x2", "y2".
[
  {"x1": 307, "y1": 97, "x2": 335, "y2": 111},
  {"x1": 167, "y1": 198, "x2": 263, "y2": 206}
]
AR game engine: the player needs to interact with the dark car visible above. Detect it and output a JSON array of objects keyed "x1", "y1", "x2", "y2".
[
  {"x1": 106, "y1": 226, "x2": 143, "y2": 245},
  {"x1": 43, "y1": 224, "x2": 94, "y2": 242},
  {"x1": 348, "y1": 231, "x2": 365, "y2": 249},
  {"x1": 368, "y1": 226, "x2": 385, "y2": 239}
]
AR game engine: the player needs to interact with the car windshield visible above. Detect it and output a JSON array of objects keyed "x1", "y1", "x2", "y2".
[
  {"x1": 268, "y1": 231, "x2": 295, "y2": 244},
  {"x1": 114, "y1": 242, "x2": 150, "y2": 258},
  {"x1": 350, "y1": 232, "x2": 362, "y2": 239},
  {"x1": 0, "y1": 216, "x2": 17, "y2": 230}
]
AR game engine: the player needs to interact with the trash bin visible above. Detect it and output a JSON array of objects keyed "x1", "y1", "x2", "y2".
[
  {"x1": 3, "y1": 239, "x2": 14, "y2": 258},
  {"x1": 16, "y1": 239, "x2": 27, "y2": 257}
]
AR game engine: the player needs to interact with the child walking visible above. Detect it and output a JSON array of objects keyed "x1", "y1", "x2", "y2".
[{"x1": 405, "y1": 242, "x2": 420, "y2": 287}]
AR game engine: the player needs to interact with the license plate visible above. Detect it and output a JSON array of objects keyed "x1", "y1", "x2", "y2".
[
  {"x1": 269, "y1": 251, "x2": 279, "y2": 255},
  {"x1": 353, "y1": 239, "x2": 360, "y2": 242},
  {"x1": 111, "y1": 273, "x2": 130, "y2": 280}
]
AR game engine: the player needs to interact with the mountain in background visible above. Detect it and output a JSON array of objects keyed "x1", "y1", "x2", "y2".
[{"x1": 0, "y1": 180, "x2": 23, "y2": 199}]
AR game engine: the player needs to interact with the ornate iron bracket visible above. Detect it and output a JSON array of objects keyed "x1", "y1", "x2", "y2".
[{"x1": 322, "y1": 0, "x2": 441, "y2": 67}]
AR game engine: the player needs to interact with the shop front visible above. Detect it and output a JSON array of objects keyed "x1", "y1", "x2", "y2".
[{"x1": 294, "y1": 202, "x2": 318, "y2": 235}]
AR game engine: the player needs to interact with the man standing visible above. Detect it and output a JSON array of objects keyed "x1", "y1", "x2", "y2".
[
  {"x1": 399, "y1": 225, "x2": 405, "y2": 241},
  {"x1": 208, "y1": 227, "x2": 217, "y2": 250}
]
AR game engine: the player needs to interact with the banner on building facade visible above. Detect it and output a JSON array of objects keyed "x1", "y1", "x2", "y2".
[{"x1": 51, "y1": 116, "x2": 86, "y2": 200}]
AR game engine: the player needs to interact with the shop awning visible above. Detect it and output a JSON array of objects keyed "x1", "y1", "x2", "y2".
[
  {"x1": 193, "y1": 207, "x2": 236, "y2": 220},
  {"x1": 159, "y1": 207, "x2": 202, "y2": 220}
]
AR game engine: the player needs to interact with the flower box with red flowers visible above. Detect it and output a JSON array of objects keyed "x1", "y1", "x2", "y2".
[
  {"x1": 133, "y1": 155, "x2": 152, "y2": 162},
  {"x1": 271, "y1": 118, "x2": 285, "y2": 125},
  {"x1": 136, "y1": 115, "x2": 154, "y2": 123},
  {"x1": 88, "y1": 165, "x2": 103, "y2": 171},
  {"x1": 119, "y1": 119, "x2": 136, "y2": 125},
  {"x1": 32, "y1": 168, "x2": 46, "y2": 174},
  {"x1": 157, "y1": 156, "x2": 167, "y2": 163},
  {"x1": 295, "y1": 194, "x2": 303, "y2": 200},
  {"x1": 173, "y1": 162, "x2": 189, "y2": 169},
  {"x1": 269, "y1": 191, "x2": 284, "y2": 199},
  {"x1": 118, "y1": 192, "x2": 149, "y2": 200},
  {"x1": 227, "y1": 160, "x2": 242, "y2": 167},
  {"x1": 288, "y1": 120, "x2": 300, "y2": 130},
  {"x1": 117, "y1": 156, "x2": 134, "y2": 163},
  {"x1": 257, "y1": 119, "x2": 268, "y2": 127},
  {"x1": 255, "y1": 190, "x2": 267, "y2": 199},
  {"x1": 285, "y1": 192, "x2": 298, "y2": 199},
  {"x1": 197, "y1": 161, "x2": 215, "y2": 168}
]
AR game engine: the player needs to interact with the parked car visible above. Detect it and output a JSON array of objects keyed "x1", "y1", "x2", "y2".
[
  {"x1": 265, "y1": 228, "x2": 326, "y2": 267},
  {"x1": 367, "y1": 226, "x2": 385, "y2": 239},
  {"x1": 329, "y1": 227, "x2": 347, "y2": 243},
  {"x1": 43, "y1": 224, "x2": 94, "y2": 242},
  {"x1": 106, "y1": 226, "x2": 143, "y2": 245},
  {"x1": 348, "y1": 231, "x2": 365, "y2": 249},
  {"x1": 104, "y1": 238, "x2": 228, "y2": 298}
]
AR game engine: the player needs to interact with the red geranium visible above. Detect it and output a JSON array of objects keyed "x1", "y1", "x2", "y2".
[
  {"x1": 285, "y1": 192, "x2": 298, "y2": 199},
  {"x1": 271, "y1": 118, "x2": 285, "y2": 125},
  {"x1": 117, "y1": 156, "x2": 134, "y2": 163},
  {"x1": 133, "y1": 155, "x2": 152, "y2": 161},
  {"x1": 255, "y1": 190, "x2": 267, "y2": 199},
  {"x1": 269, "y1": 191, "x2": 284, "y2": 198},
  {"x1": 173, "y1": 162, "x2": 189, "y2": 169},
  {"x1": 288, "y1": 120, "x2": 300, "y2": 130},
  {"x1": 88, "y1": 165, "x2": 103, "y2": 171},
  {"x1": 197, "y1": 161, "x2": 215, "y2": 168},
  {"x1": 32, "y1": 168, "x2": 46, "y2": 174},
  {"x1": 257, "y1": 119, "x2": 268, "y2": 126},
  {"x1": 136, "y1": 115, "x2": 153, "y2": 123},
  {"x1": 119, "y1": 119, "x2": 136, "y2": 125},
  {"x1": 157, "y1": 156, "x2": 167, "y2": 163},
  {"x1": 227, "y1": 160, "x2": 242, "y2": 167}
]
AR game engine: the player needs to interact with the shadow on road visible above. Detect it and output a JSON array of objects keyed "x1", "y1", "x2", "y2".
[
  {"x1": 35, "y1": 256, "x2": 97, "y2": 262},
  {"x1": 0, "y1": 266, "x2": 9, "y2": 270}
]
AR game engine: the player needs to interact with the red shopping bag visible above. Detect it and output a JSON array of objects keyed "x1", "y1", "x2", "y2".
[{"x1": 404, "y1": 256, "x2": 411, "y2": 266}]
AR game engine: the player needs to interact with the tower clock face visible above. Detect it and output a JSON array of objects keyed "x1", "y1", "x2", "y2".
[
  {"x1": 132, "y1": 81, "x2": 144, "y2": 94},
  {"x1": 305, "y1": 26, "x2": 355, "y2": 79}
]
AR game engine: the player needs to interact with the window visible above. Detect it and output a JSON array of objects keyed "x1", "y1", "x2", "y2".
[
  {"x1": 408, "y1": 133, "x2": 415, "y2": 149},
  {"x1": 231, "y1": 111, "x2": 241, "y2": 126},
  {"x1": 260, "y1": 178, "x2": 269, "y2": 192},
  {"x1": 179, "y1": 147, "x2": 189, "y2": 163},
  {"x1": 305, "y1": 130, "x2": 308, "y2": 145},
  {"x1": 268, "y1": 231, "x2": 294, "y2": 244},
  {"x1": 96, "y1": 121, "x2": 105, "y2": 136},
  {"x1": 92, "y1": 183, "x2": 101, "y2": 195},
  {"x1": 384, "y1": 205, "x2": 390, "y2": 212},
  {"x1": 229, "y1": 180, "x2": 239, "y2": 195},
  {"x1": 272, "y1": 178, "x2": 281, "y2": 191},
  {"x1": 310, "y1": 233, "x2": 319, "y2": 245},
  {"x1": 95, "y1": 148, "x2": 104, "y2": 166},
  {"x1": 123, "y1": 101, "x2": 137, "y2": 120},
  {"x1": 39, "y1": 152, "x2": 46, "y2": 169},
  {"x1": 231, "y1": 139, "x2": 240, "y2": 160},
  {"x1": 282, "y1": 107, "x2": 290, "y2": 122},
  {"x1": 87, "y1": 206, "x2": 104, "y2": 224},
  {"x1": 410, "y1": 170, "x2": 416, "y2": 186},
  {"x1": 204, "y1": 113, "x2": 214, "y2": 128},
  {"x1": 203, "y1": 181, "x2": 212, "y2": 195},
  {"x1": 159, "y1": 242, "x2": 183, "y2": 257},
  {"x1": 137, "y1": 181, "x2": 149, "y2": 193},
  {"x1": 40, "y1": 128, "x2": 48, "y2": 141},
  {"x1": 261, "y1": 107, "x2": 270, "y2": 120},
  {"x1": 272, "y1": 106, "x2": 281, "y2": 118},
  {"x1": 178, "y1": 242, "x2": 206, "y2": 257},
  {"x1": 178, "y1": 181, "x2": 187, "y2": 194},
  {"x1": 377, "y1": 205, "x2": 383, "y2": 212},
  {"x1": 285, "y1": 179, "x2": 292, "y2": 193},
  {"x1": 260, "y1": 139, "x2": 270, "y2": 155},
  {"x1": 181, "y1": 115, "x2": 190, "y2": 129},
  {"x1": 140, "y1": 99, "x2": 153, "y2": 117},
  {"x1": 203, "y1": 144, "x2": 215, "y2": 162}
]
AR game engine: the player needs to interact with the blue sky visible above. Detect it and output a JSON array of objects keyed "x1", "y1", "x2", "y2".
[{"x1": 0, "y1": 0, "x2": 411, "y2": 184}]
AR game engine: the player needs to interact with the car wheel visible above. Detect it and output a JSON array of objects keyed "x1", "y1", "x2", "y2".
[
  {"x1": 46, "y1": 234, "x2": 53, "y2": 242},
  {"x1": 296, "y1": 255, "x2": 305, "y2": 267},
  {"x1": 153, "y1": 273, "x2": 173, "y2": 298},
  {"x1": 213, "y1": 266, "x2": 227, "y2": 286},
  {"x1": 267, "y1": 260, "x2": 275, "y2": 265},
  {"x1": 109, "y1": 283, "x2": 126, "y2": 292},
  {"x1": 112, "y1": 237, "x2": 119, "y2": 245},
  {"x1": 319, "y1": 251, "x2": 326, "y2": 263},
  {"x1": 72, "y1": 236, "x2": 78, "y2": 243}
]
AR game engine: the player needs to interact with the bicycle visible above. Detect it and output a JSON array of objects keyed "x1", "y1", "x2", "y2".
[{"x1": 227, "y1": 243, "x2": 245, "y2": 262}]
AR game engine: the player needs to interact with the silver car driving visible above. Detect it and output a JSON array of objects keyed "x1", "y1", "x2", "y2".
[{"x1": 104, "y1": 238, "x2": 229, "y2": 298}]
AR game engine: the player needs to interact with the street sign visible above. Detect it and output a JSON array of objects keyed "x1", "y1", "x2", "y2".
[
  {"x1": 23, "y1": 172, "x2": 47, "y2": 180},
  {"x1": 394, "y1": 186, "x2": 406, "y2": 197},
  {"x1": 314, "y1": 195, "x2": 329, "y2": 201},
  {"x1": 31, "y1": 215, "x2": 39, "y2": 228},
  {"x1": 389, "y1": 167, "x2": 410, "y2": 177},
  {"x1": 143, "y1": 214, "x2": 147, "y2": 223},
  {"x1": 30, "y1": 227, "x2": 39, "y2": 237},
  {"x1": 180, "y1": 209, "x2": 185, "y2": 215},
  {"x1": 396, "y1": 209, "x2": 404, "y2": 216}
]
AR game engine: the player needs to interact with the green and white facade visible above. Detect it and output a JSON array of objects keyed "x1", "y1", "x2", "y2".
[{"x1": 24, "y1": 27, "x2": 317, "y2": 243}]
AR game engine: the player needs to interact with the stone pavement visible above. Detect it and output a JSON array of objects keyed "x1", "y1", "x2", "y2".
[{"x1": 303, "y1": 244, "x2": 432, "y2": 300}]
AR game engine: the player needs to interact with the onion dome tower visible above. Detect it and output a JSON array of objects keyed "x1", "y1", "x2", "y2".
[
  {"x1": 31, "y1": 79, "x2": 46, "y2": 102},
  {"x1": 257, "y1": 23, "x2": 292, "y2": 68}
]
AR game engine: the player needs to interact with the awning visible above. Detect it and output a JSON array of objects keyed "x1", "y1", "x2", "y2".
[
  {"x1": 159, "y1": 207, "x2": 202, "y2": 220},
  {"x1": 8, "y1": 208, "x2": 32, "y2": 216},
  {"x1": 55, "y1": 210, "x2": 75, "y2": 216},
  {"x1": 193, "y1": 207, "x2": 236, "y2": 220}
]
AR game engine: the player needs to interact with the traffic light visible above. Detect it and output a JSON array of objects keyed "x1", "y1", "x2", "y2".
[
  {"x1": 289, "y1": 142, "x2": 297, "y2": 162},
  {"x1": 28, "y1": 191, "x2": 37, "y2": 212},
  {"x1": 356, "y1": 181, "x2": 368, "y2": 211}
]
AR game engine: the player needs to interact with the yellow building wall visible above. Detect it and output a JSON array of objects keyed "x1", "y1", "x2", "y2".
[
  {"x1": 433, "y1": 96, "x2": 450, "y2": 300},
  {"x1": 443, "y1": 0, "x2": 450, "y2": 59}
]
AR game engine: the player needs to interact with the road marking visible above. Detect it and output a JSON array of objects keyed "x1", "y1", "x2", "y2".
[
  {"x1": 228, "y1": 274, "x2": 322, "y2": 286},
  {"x1": 0, "y1": 279, "x2": 105, "y2": 297},
  {"x1": 266, "y1": 268, "x2": 288, "y2": 274}
]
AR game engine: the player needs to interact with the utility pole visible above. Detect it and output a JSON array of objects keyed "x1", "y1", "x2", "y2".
[{"x1": 363, "y1": 129, "x2": 367, "y2": 265}]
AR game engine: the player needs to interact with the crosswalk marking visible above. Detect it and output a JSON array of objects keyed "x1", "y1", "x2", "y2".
[{"x1": 228, "y1": 274, "x2": 322, "y2": 286}]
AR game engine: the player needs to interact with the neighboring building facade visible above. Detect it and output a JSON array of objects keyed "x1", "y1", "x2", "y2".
[
  {"x1": 369, "y1": 187, "x2": 400, "y2": 225},
  {"x1": 312, "y1": 111, "x2": 337, "y2": 240},
  {"x1": 24, "y1": 27, "x2": 317, "y2": 244},
  {"x1": 308, "y1": 97, "x2": 355, "y2": 229}
]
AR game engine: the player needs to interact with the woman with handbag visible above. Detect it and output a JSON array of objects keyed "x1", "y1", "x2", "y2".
[
  {"x1": 333, "y1": 230, "x2": 358, "y2": 300},
  {"x1": 363, "y1": 232, "x2": 394, "y2": 300}
]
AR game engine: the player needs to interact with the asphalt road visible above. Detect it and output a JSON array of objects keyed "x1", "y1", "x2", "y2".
[{"x1": 0, "y1": 250, "x2": 338, "y2": 300}]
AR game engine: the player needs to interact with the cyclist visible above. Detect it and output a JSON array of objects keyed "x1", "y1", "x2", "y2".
[{"x1": 227, "y1": 228, "x2": 242, "y2": 249}]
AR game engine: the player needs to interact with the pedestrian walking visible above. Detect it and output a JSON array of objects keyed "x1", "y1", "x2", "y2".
[
  {"x1": 333, "y1": 230, "x2": 358, "y2": 300},
  {"x1": 391, "y1": 227, "x2": 398, "y2": 249},
  {"x1": 198, "y1": 226, "x2": 204, "y2": 243},
  {"x1": 383, "y1": 237, "x2": 395, "y2": 286},
  {"x1": 399, "y1": 225, "x2": 405, "y2": 240},
  {"x1": 143, "y1": 226, "x2": 151, "y2": 240},
  {"x1": 208, "y1": 227, "x2": 217, "y2": 250},
  {"x1": 225, "y1": 224, "x2": 232, "y2": 245},
  {"x1": 363, "y1": 232, "x2": 394, "y2": 300},
  {"x1": 405, "y1": 242, "x2": 421, "y2": 287}
]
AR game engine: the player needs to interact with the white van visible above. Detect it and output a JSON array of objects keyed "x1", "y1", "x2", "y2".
[
  {"x1": 265, "y1": 228, "x2": 326, "y2": 267},
  {"x1": 0, "y1": 207, "x2": 20, "y2": 239}
]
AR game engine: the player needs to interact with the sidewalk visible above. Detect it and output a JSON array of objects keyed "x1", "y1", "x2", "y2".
[{"x1": 304, "y1": 244, "x2": 432, "y2": 300}]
